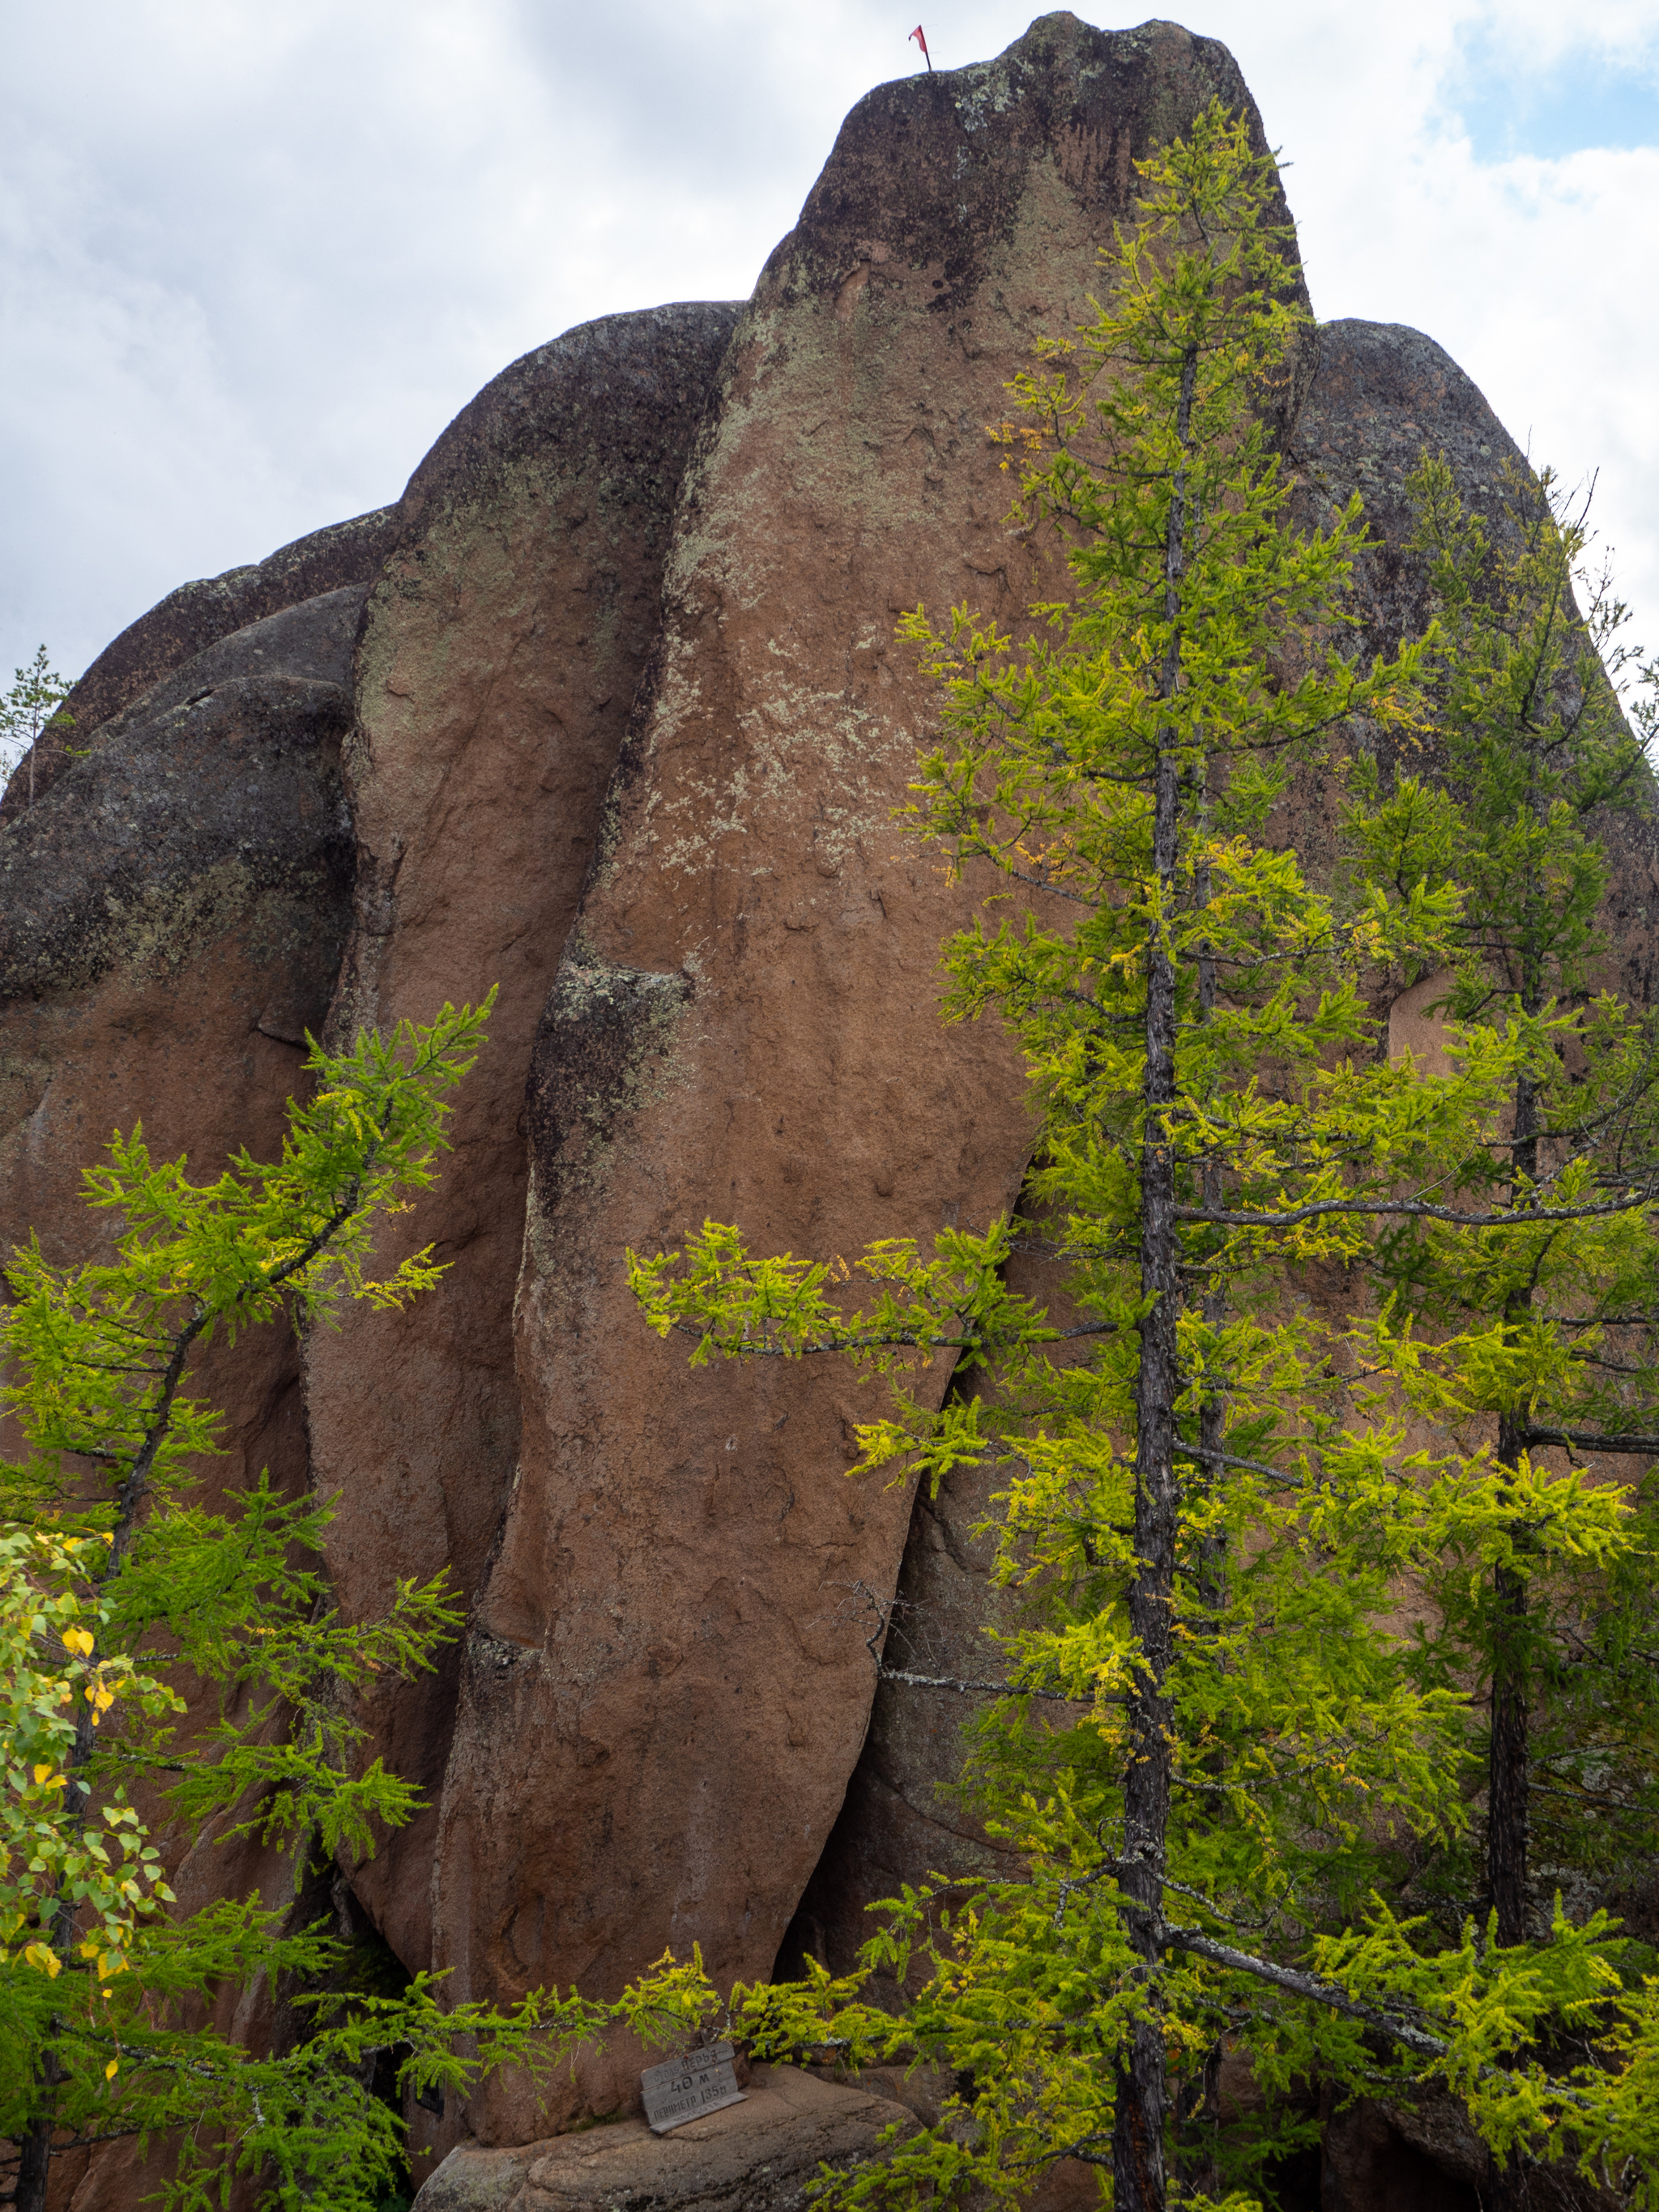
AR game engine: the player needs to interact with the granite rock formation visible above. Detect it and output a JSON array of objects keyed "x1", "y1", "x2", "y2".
[{"x1": 0, "y1": 15, "x2": 1643, "y2": 2210}]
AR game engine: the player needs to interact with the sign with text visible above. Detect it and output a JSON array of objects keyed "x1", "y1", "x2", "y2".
[{"x1": 640, "y1": 2042, "x2": 747, "y2": 2134}]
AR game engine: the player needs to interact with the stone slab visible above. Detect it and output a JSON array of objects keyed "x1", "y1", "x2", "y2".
[{"x1": 412, "y1": 2065, "x2": 914, "y2": 2212}]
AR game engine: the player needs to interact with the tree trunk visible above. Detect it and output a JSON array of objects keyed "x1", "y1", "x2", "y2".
[
  {"x1": 15, "y1": 2047, "x2": 64, "y2": 2212},
  {"x1": 1489, "y1": 1424, "x2": 1531, "y2": 2206},
  {"x1": 1113, "y1": 343, "x2": 1197, "y2": 2212},
  {"x1": 1115, "y1": 739, "x2": 1181, "y2": 2212},
  {"x1": 1488, "y1": 1503, "x2": 1529, "y2": 1950},
  {"x1": 1485, "y1": 1039, "x2": 1538, "y2": 2212},
  {"x1": 1482, "y1": 677, "x2": 1547, "y2": 1948},
  {"x1": 1491, "y1": 1046, "x2": 1538, "y2": 1952}
]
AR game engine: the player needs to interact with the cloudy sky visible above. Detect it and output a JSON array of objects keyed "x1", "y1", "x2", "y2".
[{"x1": 3, "y1": 0, "x2": 1657, "y2": 730}]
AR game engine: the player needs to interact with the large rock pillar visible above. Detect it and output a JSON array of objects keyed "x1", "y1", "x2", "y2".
[{"x1": 434, "y1": 13, "x2": 1296, "y2": 2142}]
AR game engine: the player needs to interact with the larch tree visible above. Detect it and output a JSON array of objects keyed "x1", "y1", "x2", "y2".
[
  {"x1": 623, "y1": 106, "x2": 1659, "y2": 2212},
  {"x1": 0, "y1": 996, "x2": 615, "y2": 2212},
  {"x1": 1350, "y1": 454, "x2": 1659, "y2": 2210}
]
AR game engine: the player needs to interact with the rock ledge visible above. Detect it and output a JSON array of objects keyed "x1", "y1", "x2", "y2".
[{"x1": 412, "y1": 2066, "x2": 915, "y2": 2212}]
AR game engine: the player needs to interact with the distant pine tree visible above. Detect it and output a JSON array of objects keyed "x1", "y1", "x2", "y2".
[{"x1": 0, "y1": 646, "x2": 75, "y2": 806}]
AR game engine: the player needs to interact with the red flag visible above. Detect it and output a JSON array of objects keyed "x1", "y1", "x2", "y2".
[{"x1": 909, "y1": 24, "x2": 933, "y2": 70}]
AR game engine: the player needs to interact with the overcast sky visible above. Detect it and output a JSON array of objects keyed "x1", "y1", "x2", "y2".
[{"x1": 3, "y1": 1, "x2": 1657, "y2": 731}]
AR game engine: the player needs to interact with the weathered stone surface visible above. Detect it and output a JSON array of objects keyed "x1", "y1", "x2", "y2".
[
  {"x1": 774, "y1": 1198, "x2": 1126, "y2": 1994},
  {"x1": 1320, "y1": 2099, "x2": 1477, "y2": 2212},
  {"x1": 40, "y1": 582, "x2": 367, "y2": 783},
  {"x1": 4, "y1": 508, "x2": 398, "y2": 820},
  {"x1": 1322, "y1": 2091, "x2": 1623, "y2": 2212},
  {"x1": 302, "y1": 302, "x2": 740, "y2": 1996},
  {"x1": 412, "y1": 2066, "x2": 914, "y2": 2212},
  {"x1": 774, "y1": 1374, "x2": 1028, "y2": 1993},
  {"x1": 431, "y1": 11, "x2": 1295, "y2": 2144},
  {"x1": 0, "y1": 683, "x2": 347, "y2": 1005}
]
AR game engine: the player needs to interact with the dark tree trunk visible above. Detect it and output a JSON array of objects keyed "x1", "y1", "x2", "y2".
[
  {"x1": 1115, "y1": 739, "x2": 1181, "y2": 2212},
  {"x1": 1488, "y1": 1481, "x2": 1530, "y2": 1950},
  {"x1": 15, "y1": 2047, "x2": 63, "y2": 2212},
  {"x1": 1112, "y1": 343, "x2": 1197, "y2": 2212},
  {"x1": 1491, "y1": 1051, "x2": 1537, "y2": 1953},
  {"x1": 1485, "y1": 1039, "x2": 1538, "y2": 2212}
]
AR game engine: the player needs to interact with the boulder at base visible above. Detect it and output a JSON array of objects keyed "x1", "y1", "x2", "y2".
[{"x1": 412, "y1": 2066, "x2": 915, "y2": 2212}]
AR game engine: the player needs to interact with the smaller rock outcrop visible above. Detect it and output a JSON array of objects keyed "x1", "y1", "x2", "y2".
[
  {"x1": 4, "y1": 509, "x2": 398, "y2": 820},
  {"x1": 0, "y1": 585, "x2": 357, "y2": 1253},
  {"x1": 0, "y1": 586, "x2": 359, "y2": 1963},
  {"x1": 1286, "y1": 318, "x2": 1659, "y2": 1009}
]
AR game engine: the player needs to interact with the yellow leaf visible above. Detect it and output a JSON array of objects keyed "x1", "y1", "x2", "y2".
[
  {"x1": 32, "y1": 1764, "x2": 56, "y2": 1788},
  {"x1": 62, "y1": 1627, "x2": 95, "y2": 1658},
  {"x1": 106, "y1": 2059, "x2": 119, "y2": 2080}
]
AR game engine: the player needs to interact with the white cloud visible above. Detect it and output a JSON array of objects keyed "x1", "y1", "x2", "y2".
[
  {"x1": 2, "y1": 0, "x2": 1657, "y2": 697},
  {"x1": 1213, "y1": 0, "x2": 1659, "y2": 678}
]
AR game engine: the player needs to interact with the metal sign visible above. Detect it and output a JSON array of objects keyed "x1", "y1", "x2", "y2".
[{"x1": 640, "y1": 2042, "x2": 748, "y2": 2134}]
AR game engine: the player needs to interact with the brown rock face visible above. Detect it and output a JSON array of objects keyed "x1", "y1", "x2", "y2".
[
  {"x1": 5, "y1": 507, "x2": 399, "y2": 820},
  {"x1": 1320, "y1": 2099, "x2": 1480, "y2": 2212},
  {"x1": 773, "y1": 1398, "x2": 1021, "y2": 1993},
  {"x1": 304, "y1": 302, "x2": 740, "y2": 1975},
  {"x1": 431, "y1": 11, "x2": 1294, "y2": 2144}
]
